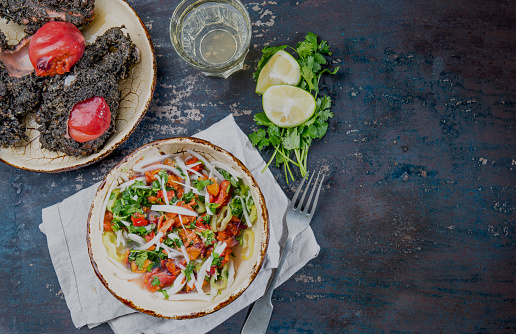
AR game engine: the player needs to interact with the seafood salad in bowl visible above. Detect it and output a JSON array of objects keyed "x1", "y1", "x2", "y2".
[{"x1": 87, "y1": 137, "x2": 269, "y2": 318}]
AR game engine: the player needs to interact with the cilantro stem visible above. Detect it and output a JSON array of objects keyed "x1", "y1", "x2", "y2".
[
  {"x1": 283, "y1": 149, "x2": 295, "y2": 182},
  {"x1": 294, "y1": 149, "x2": 306, "y2": 177},
  {"x1": 262, "y1": 149, "x2": 278, "y2": 173},
  {"x1": 271, "y1": 144, "x2": 300, "y2": 167}
]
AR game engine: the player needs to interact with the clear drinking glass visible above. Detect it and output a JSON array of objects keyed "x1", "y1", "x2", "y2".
[{"x1": 169, "y1": 0, "x2": 252, "y2": 78}]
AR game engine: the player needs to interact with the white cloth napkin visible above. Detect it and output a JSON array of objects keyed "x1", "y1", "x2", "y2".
[{"x1": 40, "y1": 115, "x2": 320, "y2": 334}]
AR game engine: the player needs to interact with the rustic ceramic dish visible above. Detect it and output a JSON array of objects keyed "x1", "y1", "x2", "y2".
[
  {"x1": 0, "y1": 0, "x2": 156, "y2": 172},
  {"x1": 87, "y1": 137, "x2": 269, "y2": 319}
]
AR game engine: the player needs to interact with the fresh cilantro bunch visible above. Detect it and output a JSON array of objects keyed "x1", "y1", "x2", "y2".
[{"x1": 249, "y1": 32, "x2": 338, "y2": 182}]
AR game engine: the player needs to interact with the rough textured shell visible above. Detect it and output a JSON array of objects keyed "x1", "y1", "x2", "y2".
[
  {"x1": 0, "y1": 0, "x2": 156, "y2": 172},
  {"x1": 87, "y1": 137, "x2": 269, "y2": 319}
]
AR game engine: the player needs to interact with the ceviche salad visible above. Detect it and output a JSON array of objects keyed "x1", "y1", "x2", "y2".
[{"x1": 100, "y1": 150, "x2": 256, "y2": 302}]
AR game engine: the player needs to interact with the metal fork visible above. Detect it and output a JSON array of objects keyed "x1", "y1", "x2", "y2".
[{"x1": 241, "y1": 171, "x2": 325, "y2": 334}]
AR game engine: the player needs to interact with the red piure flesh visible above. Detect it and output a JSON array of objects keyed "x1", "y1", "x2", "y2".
[
  {"x1": 68, "y1": 96, "x2": 111, "y2": 143},
  {"x1": 28, "y1": 21, "x2": 85, "y2": 76}
]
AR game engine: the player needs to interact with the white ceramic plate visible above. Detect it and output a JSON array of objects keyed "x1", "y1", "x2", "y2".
[
  {"x1": 0, "y1": 0, "x2": 156, "y2": 172},
  {"x1": 87, "y1": 137, "x2": 270, "y2": 318}
]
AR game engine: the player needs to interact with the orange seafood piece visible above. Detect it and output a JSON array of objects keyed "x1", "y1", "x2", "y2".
[
  {"x1": 207, "y1": 178, "x2": 220, "y2": 196},
  {"x1": 186, "y1": 246, "x2": 202, "y2": 260}
]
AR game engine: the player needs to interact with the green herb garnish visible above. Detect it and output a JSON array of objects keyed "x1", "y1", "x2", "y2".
[{"x1": 250, "y1": 32, "x2": 338, "y2": 182}]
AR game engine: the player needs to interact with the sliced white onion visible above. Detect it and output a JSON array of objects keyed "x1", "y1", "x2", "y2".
[
  {"x1": 186, "y1": 161, "x2": 202, "y2": 168},
  {"x1": 227, "y1": 258, "x2": 235, "y2": 289},
  {"x1": 175, "y1": 260, "x2": 186, "y2": 270},
  {"x1": 174, "y1": 157, "x2": 190, "y2": 187},
  {"x1": 235, "y1": 195, "x2": 252, "y2": 227},
  {"x1": 158, "y1": 175, "x2": 170, "y2": 206},
  {"x1": 211, "y1": 161, "x2": 242, "y2": 180},
  {"x1": 214, "y1": 241, "x2": 228, "y2": 255},
  {"x1": 205, "y1": 188, "x2": 213, "y2": 216},
  {"x1": 118, "y1": 177, "x2": 146, "y2": 191},
  {"x1": 120, "y1": 174, "x2": 129, "y2": 182},
  {"x1": 114, "y1": 272, "x2": 144, "y2": 280},
  {"x1": 133, "y1": 154, "x2": 176, "y2": 172},
  {"x1": 168, "y1": 232, "x2": 181, "y2": 240},
  {"x1": 166, "y1": 273, "x2": 186, "y2": 295},
  {"x1": 120, "y1": 220, "x2": 130, "y2": 227},
  {"x1": 178, "y1": 213, "x2": 187, "y2": 233},
  {"x1": 185, "y1": 167, "x2": 204, "y2": 178},
  {"x1": 107, "y1": 256, "x2": 129, "y2": 272},
  {"x1": 140, "y1": 164, "x2": 183, "y2": 177},
  {"x1": 210, "y1": 283, "x2": 217, "y2": 296},
  {"x1": 144, "y1": 223, "x2": 156, "y2": 232},
  {"x1": 127, "y1": 233, "x2": 145, "y2": 245},
  {"x1": 100, "y1": 173, "x2": 121, "y2": 230},
  {"x1": 166, "y1": 179, "x2": 201, "y2": 194},
  {"x1": 135, "y1": 232, "x2": 163, "y2": 251},
  {"x1": 186, "y1": 150, "x2": 224, "y2": 180},
  {"x1": 115, "y1": 229, "x2": 122, "y2": 247},
  {"x1": 180, "y1": 245, "x2": 190, "y2": 264},
  {"x1": 133, "y1": 185, "x2": 152, "y2": 189},
  {"x1": 155, "y1": 291, "x2": 167, "y2": 299},
  {"x1": 161, "y1": 244, "x2": 183, "y2": 258},
  {"x1": 151, "y1": 205, "x2": 198, "y2": 217},
  {"x1": 195, "y1": 257, "x2": 214, "y2": 295},
  {"x1": 187, "y1": 278, "x2": 195, "y2": 289},
  {"x1": 166, "y1": 293, "x2": 214, "y2": 302},
  {"x1": 131, "y1": 194, "x2": 138, "y2": 201}
]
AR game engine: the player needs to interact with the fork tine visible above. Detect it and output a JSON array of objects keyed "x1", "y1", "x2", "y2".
[
  {"x1": 297, "y1": 172, "x2": 315, "y2": 211},
  {"x1": 308, "y1": 173, "x2": 325, "y2": 216},
  {"x1": 303, "y1": 171, "x2": 321, "y2": 214},
  {"x1": 289, "y1": 172, "x2": 309, "y2": 209}
]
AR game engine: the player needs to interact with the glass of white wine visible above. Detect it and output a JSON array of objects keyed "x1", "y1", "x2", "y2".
[{"x1": 170, "y1": 0, "x2": 252, "y2": 78}]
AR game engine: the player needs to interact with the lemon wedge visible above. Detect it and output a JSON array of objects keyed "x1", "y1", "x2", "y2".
[
  {"x1": 262, "y1": 85, "x2": 316, "y2": 128},
  {"x1": 255, "y1": 50, "x2": 301, "y2": 94}
]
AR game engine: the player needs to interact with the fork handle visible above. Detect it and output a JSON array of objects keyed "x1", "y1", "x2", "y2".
[{"x1": 241, "y1": 236, "x2": 294, "y2": 334}]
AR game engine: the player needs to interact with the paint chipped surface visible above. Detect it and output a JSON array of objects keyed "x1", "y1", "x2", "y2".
[
  {"x1": 1, "y1": 0, "x2": 515, "y2": 333},
  {"x1": 294, "y1": 274, "x2": 324, "y2": 283}
]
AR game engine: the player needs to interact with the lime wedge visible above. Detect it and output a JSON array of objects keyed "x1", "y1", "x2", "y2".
[
  {"x1": 256, "y1": 50, "x2": 301, "y2": 94},
  {"x1": 262, "y1": 85, "x2": 316, "y2": 128}
]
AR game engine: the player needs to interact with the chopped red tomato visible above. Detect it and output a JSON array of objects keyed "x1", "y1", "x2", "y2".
[
  {"x1": 143, "y1": 268, "x2": 177, "y2": 292},
  {"x1": 145, "y1": 231, "x2": 155, "y2": 242},
  {"x1": 212, "y1": 180, "x2": 230, "y2": 206},
  {"x1": 185, "y1": 157, "x2": 203, "y2": 173},
  {"x1": 145, "y1": 170, "x2": 160, "y2": 183},
  {"x1": 131, "y1": 212, "x2": 149, "y2": 226},
  {"x1": 156, "y1": 190, "x2": 175, "y2": 202}
]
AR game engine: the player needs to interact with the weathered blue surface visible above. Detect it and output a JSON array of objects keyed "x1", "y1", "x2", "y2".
[{"x1": 0, "y1": 0, "x2": 515, "y2": 333}]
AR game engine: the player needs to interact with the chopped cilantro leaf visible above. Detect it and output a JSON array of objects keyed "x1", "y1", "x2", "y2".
[
  {"x1": 158, "y1": 289, "x2": 169, "y2": 299},
  {"x1": 196, "y1": 230, "x2": 216, "y2": 246},
  {"x1": 151, "y1": 276, "x2": 161, "y2": 286},
  {"x1": 216, "y1": 168, "x2": 241, "y2": 188},
  {"x1": 207, "y1": 203, "x2": 220, "y2": 212},
  {"x1": 183, "y1": 262, "x2": 196, "y2": 281},
  {"x1": 212, "y1": 252, "x2": 222, "y2": 267},
  {"x1": 192, "y1": 179, "x2": 213, "y2": 192}
]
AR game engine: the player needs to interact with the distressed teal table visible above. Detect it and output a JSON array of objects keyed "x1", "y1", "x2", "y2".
[{"x1": 1, "y1": 0, "x2": 515, "y2": 333}]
